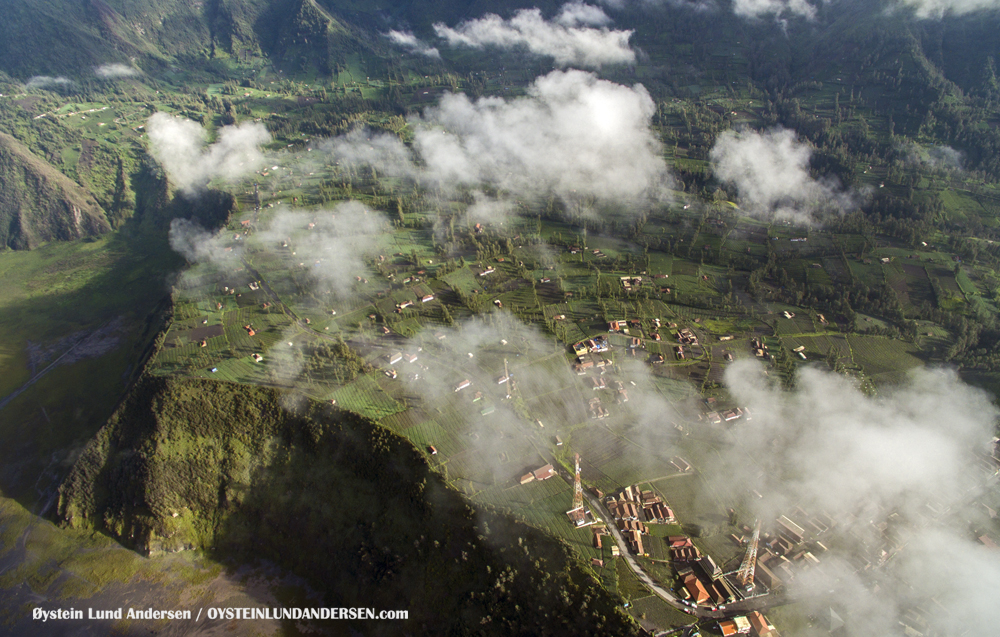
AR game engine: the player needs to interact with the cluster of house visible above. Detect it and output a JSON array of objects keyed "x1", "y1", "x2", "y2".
[
  {"x1": 750, "y1": 512, "x2": 830, "y2": 592},
  {"x1": 751, "y1": 338, "x2": 770, "y2": 359},
  {"x1": 973, "y1": 437, "x2": 1000, "y2": 479},
  {"x1": 615, "y1": 380, "x2": 629, "y2": 403},
  {"x1": 573, "y1": 354, "x2": 612, "y2": 374},
  {"x1": 608, "y1": 317, "x2": 663, "y2": 335},
  {"x1": 624, "y1": 529, "x2": 645, "y2": 556},
  {"x1": 591, "y1": 527, "x2": 621, "y2": 558},
  {"x1": 519, "y1": 463, "x2": 555, "y2": 485},
  {"x1": 677, "y1": 327, "x2": 699, "y2": 346},
  {"x1": 603, "y1": 485, "x2": 678, "y2": 556},
  {"x1": 669, "y1": 456, "x2": 692, "y2": 473},
  {"x1": 670, "y1": 535, "x2": 701, "y2": 562},
  {"x1": 588, "y1": 397, "x2": 608, "y2": 419},
  {"x1": 572, "y1": 335, "x2": 610, "y2": 357},
  {"x1": 718, "y1": 611, "x2": 780, "y2": 637},
  {"x1": 704, "y1": 407, "x2": 750, "y2": 425},
  {"x1": 619, "y1": 276, "x2": 642, "y2": 292},
  {"x1": 677, "y1": 551, "x2": 736, "y2": 609},
  {"x1": 386, "y1": 351, "x2": 420, "y2": 366}
]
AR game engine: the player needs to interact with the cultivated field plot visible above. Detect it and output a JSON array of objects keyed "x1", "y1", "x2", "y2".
[
  {"x1": 785, "y1": 334, "x2": 851, "y2": 362},
  {"x1": 440, "y1": 267, "x2": 483, "y2": 296},
  {"x1": 327, "y1": 373, "x2": 404, "y2": 420},
  {"x1": 847, "y1": 259, "x2": 885, "y2": 287},
  {"x1": 899, "y1": 262, "x2": 934, "y2": 307},
  {"x1": 767, "y1": 305, "x2": 818, "y2": 334},
  {"x1": 847, "y1": 336, "x2": 924, "y2": 381}
]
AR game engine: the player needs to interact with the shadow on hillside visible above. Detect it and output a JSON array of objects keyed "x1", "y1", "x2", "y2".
[
  {"x1": 55, "y1": 376, "x2": 639, "y2": 635},
  {"x1": 0, "y1": 184, "x2": 233, "y2": 517},
  {"x1": 202, "y1": 401, "x2": 639, "y2": 636}
]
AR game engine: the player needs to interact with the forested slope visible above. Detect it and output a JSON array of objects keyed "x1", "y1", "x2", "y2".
[{"x1": 58, "y1": 375, "x2": 638, "y2": 636}]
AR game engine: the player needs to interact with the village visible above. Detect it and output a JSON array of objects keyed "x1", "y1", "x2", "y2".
[{"x1": 147, "y1": 197, "x2": 1000, "y2": 637}]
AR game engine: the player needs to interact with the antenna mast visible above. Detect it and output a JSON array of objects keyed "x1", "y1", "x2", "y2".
[
  {"x1": 571, "y1": 453, "x2": 583, "y2": 512},
  {"x1": 735, "y1": 519, "x2": 761, "y2": 591}
]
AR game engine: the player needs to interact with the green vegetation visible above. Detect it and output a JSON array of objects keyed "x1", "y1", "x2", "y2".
[
  {"x1": 58, "y1": 375, "x2": 638, "y2": 635},
  {"x1": 3, "y1": 1, "x2": 1000, "y2": 634},
  {"x1": 0, "y1": 132, "x2": 111, "y2": 248}
]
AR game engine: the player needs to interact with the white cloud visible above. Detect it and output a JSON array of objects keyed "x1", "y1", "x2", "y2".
[
  {"x1": 168, "y1": 201, "x2": 388, "y2": 302},
  {"x1": 415, "y1": 70, "x2": 670, "y2": 204},
  {"x1": 896, "y1": 0, "x2": 1000, "y2": 17},
  {"x1": 256, "y1": 202, "x2": 389, "y2": 300},
  {"x1": 556, "y1": 0, "x2": 616, "y2": 25},
  {"x1": 732, "y1": 0, "x2": 817, "y2": 18},
  {"x1": 710, "y1": 127, "x2": 858, "y2": 224},
  {"x1": 716, "y1": 361, "x2": 1000, "y2": 634},
  {"x1": 26, "y1": 76, "x2": 73, "y2": 89},
  {"x1": 433, "y1": 3, "x2": 634, "y2": 68},
  {"x1": 146, "y1": 113, "x2": 271, "y2": 194},
  {"x1": 900, "y1": 141, "x2": 964, "y2": 171},
  {"x1": 168, "y1": 218, "x2": 238, "y2": 265},
  {"x1": 324, "y1": 70, "x2": 673, "y2": 213},
  {"x1": 94, "y1": 63, "x2": 139, "y2": 78},
  {"x1": 321, "y1": 129, "x2": 419, "y2": 181},
  {"x1": 385, "y1": 30, "x2": 441, "y2": 58}
]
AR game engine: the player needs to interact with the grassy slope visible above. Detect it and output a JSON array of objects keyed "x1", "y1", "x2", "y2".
[
  {"x1": 58, "y1": 375, "x2": 638, "y2": 636},
  {"x1": 0, "y1": 132, "x2": 110, "y2": 249}
]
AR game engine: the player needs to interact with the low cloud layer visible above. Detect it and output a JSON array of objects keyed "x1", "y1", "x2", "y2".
[
  {"x1": 256, "y1": 202, "x2": 389, "y2": 300},
  {"x1": 710, "y1": 127, "x2": 858, "y2": 223},
  {"x1": 900, "y1": 141, "x2": 964, "y2": 171},
  {"x1": 94, "y1": 63, "x2": 138, "y2": 78},
  {"x1": 26, "y1": 76, "x2": 73, "y2": 89},
  {"x1": 896, "y1": 0, "x2": 1000, "y2": 17},
  {"x1": 147, "y1": 113, "x2": 271, "y2": 193},
  {"x1": 168, "y1": 201, "x2": 388, "y2": 302},
  {"x1": 433, "y1": 2, "x2": 635, "y2": 68},
  {"x1": 396, "y1": 314, "x2": 584, "y2": 485},
  {"x1": 385, "y1": 31, "x2": 441, "y2": 58},
  {"x1": 168, "y1": 218, "x2": 239, "y2": 265},
  {"x1": 597, "y1": 0, "x2": 815, "y2": 18},
  {"x1": 716, "y1": 361, "x2": 1000, "y2": 635},
  {"x1": 326, "y1": 69, "x2": 673, "y2": 213},
  {"x1": 724, "y1": 362, "x2": 994, "y2": 515},
  {"x1": 731, "y1": 0, "x2": 817, "y2": 18}
]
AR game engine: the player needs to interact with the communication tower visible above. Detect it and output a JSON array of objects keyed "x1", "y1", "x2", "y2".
[
  {"x1": 571, "y1": 453, "x2": 584, "y2": 512},
  {"x1": 735, "y1": 519, "x2": 761, "y2": 591}
]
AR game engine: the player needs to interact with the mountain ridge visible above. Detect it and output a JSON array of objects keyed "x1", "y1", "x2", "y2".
[{"x1": 0, "y1": 132, "x2": 111, "y2": 249}]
